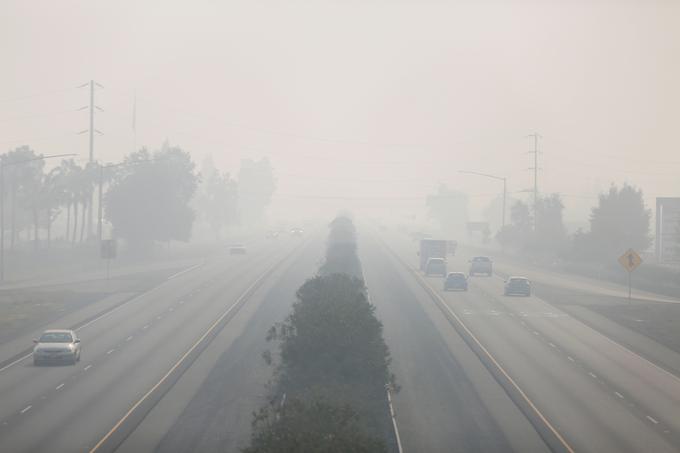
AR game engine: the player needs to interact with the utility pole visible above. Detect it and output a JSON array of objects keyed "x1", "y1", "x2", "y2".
[
  {"x1": 78, "y1": 80, "x2": 103, "y2": 239},
  {"x1": 527, "y1": 133, "x2": 541, "y2": 230}
]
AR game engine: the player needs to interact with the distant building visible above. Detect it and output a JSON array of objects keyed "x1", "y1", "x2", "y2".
[{"x1": 656, "y1": 197, "x2": 680, "y2": 263}]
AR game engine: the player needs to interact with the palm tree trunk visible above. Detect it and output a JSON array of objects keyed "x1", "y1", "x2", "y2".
[
  {"x1": 10, "y1": 182, "x2": 16, "y2": 250},
  {"x1": 65, "y1": 201, "x2": 71, "y2": 241},
  {"x1": 46, "y1": 206, "x2": 52, "y2": 249},
  {"x1": 72, "y1": 202, "x2": 79, "y2": 244},
  {"x1": 79, "y1": 197, "x2": 87, "y2": 243},
  {"x1": 33, "y1": 205, "x2": 39, "y2": 249}
]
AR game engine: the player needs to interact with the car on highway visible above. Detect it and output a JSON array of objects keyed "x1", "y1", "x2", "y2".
[
  {"x1": 229, "y1": 244, "x2": 247, "y2": 254},
  {"x1": 265, "y1": 230, "x2": 279, "y2": 239},
  {"x1": 504, "y1": 276, "x2": 531, "y2": 296},
  {"x1": 425, "y1": 257, "x2": 447, "y2": 276},
  {"x1": 469, "y1": 256, "x2": 493, "y2": 276},
  {"x1": 33, "y1": 329, "x2": 81, "y2": 365},
  {"x1": 443, "y1": 272, "x2": 468, "y2": 291},
  {"x1": 290, "y1": 227, "x2": 304, "y2": 236}
]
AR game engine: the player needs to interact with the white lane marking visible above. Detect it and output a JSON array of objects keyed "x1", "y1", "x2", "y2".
[
  {"x1": 567, "y1": 356, "x2": 575, "y2": 362},
  {"x1": 168, "y1": 307, "x2": 174, "y2": 312},
  {"x1": 88, "y1": 250, "x2": 294, "y2": 453},
  {"x1": 533, "y1": 331, "x2": 540, "y2": 336},
  {"x1": 106, "y1": 349, "x2": 115, "y2": 355},
  {"x1": 0, "y1": 353, "x2": 33, "y2": 373},
  {"x1": 394, "y1": 250, "x2": 576, "y2": 453},
  {"x1": 166, "y1": 262, "x2": 204, "y2": 280},
  {"x1": 156, "y1": 316, "x2": 162, "y2": 320},
  {"x1": 548, "y1": 342, "x2": 556, "y2": 348},
  {"x1": 84, "y1": 365, "x2": 92, "y2": 371},
  {"x1": 646, "y1": 415, "x2": 659, "y2": 424},
  {"x1": 588, "y1": 372, "x2": 598, "y2": 379},
  {"x1": 56, "y1": 383, "x2": 65, "y2": 390},
  {"x1": 20, "y1": 405, "x2": 32, "y2": 414},
  {"x1": 615, "y1": 391, "x2": 624, "y2": 399},
  {"x1": 143, "y1": 324, "x2": 149, "y2": 330},
  {"x1": 126, "y1": 336, "x2": 134, "y2": 342},
  {"x1": 178, "y1": 300, "x2": 184, "y2": 305}
]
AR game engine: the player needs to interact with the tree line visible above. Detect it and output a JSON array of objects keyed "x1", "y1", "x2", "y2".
[
  {"x1": 427, "y1": 182, "x2": 658, "y2": 265},
  {"x1": 495, "y1": 183, "x2": 652, "y2": 264},
  {"x1": 0, "y1": 144, "x2": 276, "y2": 252},
  {"x1": 246, "y1": 216, "x2": 397, "y2": 453}
]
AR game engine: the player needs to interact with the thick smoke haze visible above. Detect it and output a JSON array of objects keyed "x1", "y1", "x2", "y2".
[{"x1": 2, "y1": 0, "x2": 679, "y2": 227}]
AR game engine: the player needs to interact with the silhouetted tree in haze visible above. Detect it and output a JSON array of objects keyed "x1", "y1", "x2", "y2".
[
  {"x1": 237, "y1": 158, "x2": 275, "y2": 226},
  {"x1": 105, "y1": 144, "x2": 198, "y2": 250},
  {"x1": 194, "y1": 156, "x2": 238, "y2": 239},
  {"x1": 575, "y1": 183, "x2": 651, "y2": 262}
]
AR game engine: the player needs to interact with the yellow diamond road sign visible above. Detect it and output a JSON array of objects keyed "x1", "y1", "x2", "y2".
[{"x1": 618, "y1": 249, "x2": 642, "y2": 272}]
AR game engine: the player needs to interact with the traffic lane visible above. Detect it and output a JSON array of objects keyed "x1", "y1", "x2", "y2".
[
  {"x1": 0, "y1": 237, "x2": 274, "y2": 368},
  {"x1": 378, "y1": 234, "x2": 677, "y2": 452},
  {"x1": 145, "y1": 235, "x2": 324, "y2": 453},
  {"x1": 421, "y1": 275, "x2": 678, "y2": 453},
  {"x1": 360, "y1": 236, "x2": 549, "y2": 453},
  {"x1": 0, "y1": 242, "x2": 296, "y2": 452},
  {"x1": 464, "y1": 248, "x2": 680, "y2": 304},
  {"x1": 466, "y1": 272, "x2": 680, "y2": 438},
  {"x1": 0, "y1": 240, "x2": 280, "y2": 423}
]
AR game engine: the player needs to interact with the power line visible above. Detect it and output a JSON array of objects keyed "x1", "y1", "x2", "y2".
[{"x1": 0, "y1": 87, "x2": 77, "y2": 105}]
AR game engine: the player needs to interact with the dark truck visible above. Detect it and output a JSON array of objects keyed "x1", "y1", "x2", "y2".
[{"x1": 419, "y1": 239, "x2": 447, "y2": 272}]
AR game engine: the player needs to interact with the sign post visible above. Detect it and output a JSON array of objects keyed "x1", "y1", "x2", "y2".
[
  {"x1": 618, "y1": 248, "x2": 642, "y2": 300},
  {"x1": 100, "y1": 239, "x2": 117, "y2": 281}
]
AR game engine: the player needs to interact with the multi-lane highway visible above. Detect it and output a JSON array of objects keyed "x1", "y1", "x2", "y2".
[
  {"x1": 1, "y1": 227, "x2": 679, "y2": 452},
  {"x1": 0, "y1": 234, "x2": 315, "y2": 453},
  {"x1": 364, "y1": 229, "x2": 680, "y2": 453}
]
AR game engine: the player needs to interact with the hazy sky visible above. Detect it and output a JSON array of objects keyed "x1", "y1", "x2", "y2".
[{"x1": 2, "y1": 0, "x2": 679, "y2": 226}]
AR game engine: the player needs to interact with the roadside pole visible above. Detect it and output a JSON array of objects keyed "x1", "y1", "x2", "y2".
[{"x1": 618, "y1": 248, "x2": 642, "y2": 301}]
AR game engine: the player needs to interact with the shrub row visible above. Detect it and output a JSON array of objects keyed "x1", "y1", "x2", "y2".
[{"x1": 244, "y1": 216, "x2": 396, "y2": 453}]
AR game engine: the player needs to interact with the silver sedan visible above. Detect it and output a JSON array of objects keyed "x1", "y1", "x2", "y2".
[{"x1": 33, "y1": 329, "x2": 81, "y2": 366}]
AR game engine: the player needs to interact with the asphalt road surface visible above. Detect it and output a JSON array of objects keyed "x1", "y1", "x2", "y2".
[
  {"x1": 0, "y1": 235, "x2": 307, "y2": 453},
  {"x1": 369, "y1": 228, "x2": 680, "y2": 453},
  {"x1": 1, "y1": 228, "x2": 680, "y2": 453}
]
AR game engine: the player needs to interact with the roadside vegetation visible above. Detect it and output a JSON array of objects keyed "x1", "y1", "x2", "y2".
[
  {"x1": 245, "y1": 216, "x2": 397, "y2": 453},
  {"x1": 0, "y1": 144, "x2": 274, "y2": 256}
]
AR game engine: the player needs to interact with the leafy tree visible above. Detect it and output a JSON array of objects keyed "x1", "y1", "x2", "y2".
[
  {"x1": 496, "y1": 200, "x2": 532, "y2": 248},
  {"x1": 532, "y1": 194, "x2": 567, "y2": 254},
  {"x1": 194, "y1": 156, "x2": 238, "y2": 240},
  {"x1": 496, "y1": 195, "x2": 567, "y2": 255},
  {"x1": 584, "y1": 183, "x2": 651, "y2": 261},
  {"x1": 426, "y1": 184, "x2": 468, "y2": 237},
  {"x1": 105, "y1": 144, "x2": 198, "y2": 250},
  {"x1": 243, "y1": 397, "x2": 386, "y2": 453},
  {"x1": 237, "y1": 158, "x2": 275, "y2": 226},
  {"x1": 1, "y1": 146, "x2": 44, "y2": 248}
]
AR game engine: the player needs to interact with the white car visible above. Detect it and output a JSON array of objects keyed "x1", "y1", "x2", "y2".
[{"x1": 33, "y1": 329, "x2": 81, "y2": 366}]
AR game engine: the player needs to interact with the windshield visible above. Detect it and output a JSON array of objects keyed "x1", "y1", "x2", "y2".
[{"x1": 38, "y1": 333, "x2": 73, "y2": 343}]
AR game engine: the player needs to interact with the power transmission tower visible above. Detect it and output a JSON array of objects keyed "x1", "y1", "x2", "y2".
[
  {"x1": 527, "y1": 133, "x2": 542, "y2": 230},
  {"x1": 78, "y1": 80, "x2": 103, "y2": 238}
]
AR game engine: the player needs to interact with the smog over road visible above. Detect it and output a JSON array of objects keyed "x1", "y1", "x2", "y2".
[{"x1": 1, "y1": 1, "x2": 680, "y2": 452}]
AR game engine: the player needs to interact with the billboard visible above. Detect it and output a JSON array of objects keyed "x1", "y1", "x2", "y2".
[{"x1": 655, "y1": 198, "x2": 680, "y2": 263}]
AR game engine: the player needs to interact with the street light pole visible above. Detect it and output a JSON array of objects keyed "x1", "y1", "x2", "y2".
[
  {"x1": 0, "y1": 153, "x2": 77, "y2": 282},
  {"x1": 458, "y1": 170, "x2": 507, "y2": 230}
]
